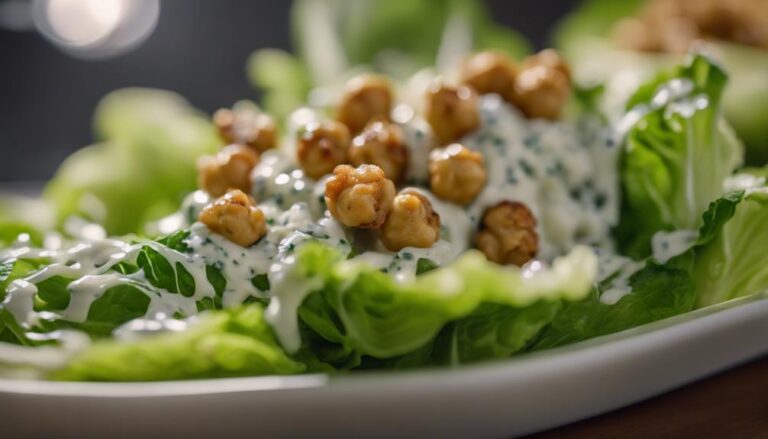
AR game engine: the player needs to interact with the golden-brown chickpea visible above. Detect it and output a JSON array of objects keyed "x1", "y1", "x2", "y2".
[
  {"x1": 521, "y1": 49, "x2": 572, "y2": 82},
  {"x1": 612, "y1": 17, "x2": 664, "y2": 52},
  {"x1": 213, "y1": 106, "x2": 278, "y2": 153},
  {"x1": 459, "y1": 51, "x2": 518, "y2": 99},
  {"x1": 197, "y1": 144, "x2": 260, "y2": 197},
  {"x1": 337, "y1": 74, "x2": 393, "y2": 134},
  {"x1": 379, "y1": 189, "x2": 441, "y2": 252},
  {"x1": 349, "y1": 121, "x2": 409, "y2": 183},
  {"x1": 428, "y1": 144, "x2": 487, "y2": 205},
  {"x1": 325, "y1": 164, "x2": 396, "y2": 229},
  {"x1": 511, "y1": 65, "x2": 570, "y2": 120},
  {"x1": 424, "y1": 81, "x2": 481, "y2": 145},
  {"x1": 296, "y1": 121, "x2": 351, "y2": 180},
  {"x1": 198, "y1": 190, "x2": 267, "y2": 247},
  {"x1": 475, "y1": 201, "x2": 538, "y2": 266}
]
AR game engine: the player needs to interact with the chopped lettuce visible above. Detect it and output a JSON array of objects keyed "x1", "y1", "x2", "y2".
[
  {"x1": 44, "y1": 89, "x2": 220, "y2": 235},
  {"x1": 617, "y1": 53, "x2": 743, "y2": 257}
]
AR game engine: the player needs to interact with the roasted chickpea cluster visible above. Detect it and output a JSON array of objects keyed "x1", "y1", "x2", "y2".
[
  {"x1": 194, "y1": 51, "x2": 569, "y2": 257},
  {"x1": 475, "y1": 201, "x2": 539, "y2": 266},
  {"x1": 324, "y1": 164, "x2": 441, "y2": 251},
  {"x1": 296, "y1": 121, "x2": 351, "y2": 180},
  {"x1": 324, "y1": 164, "x2": 396, "y2": 229},
  {"x1": 198, "y1": 144, "x2": 260, "y2": 197},
  {"x1": 199, "y1": 190, "x2": 267, "y2": 247},
  {"x1": 337, "y1": 74, "x2": 394, "y2": 134},
  {"x1": 455, "y1": 49, "x2": 571, "y2": 121},
  {"x1": 424, "y1": 81, "x2": 481, "y2": 145},
  {"x1": 613, "y1": 0, "x2": 768, "y2": 53},
  {"x1": 213, "y1": 103, "x2": 277, "y2": 153},
  {"x1": 379, "y1": 189, "x2": 441, "y2": 252},
  {"x1": 428, "y1": 144, "x2": 487, "y2": 205},
  {"x1": 349, "y1": 121, "x2": 409, "y2": 183}
]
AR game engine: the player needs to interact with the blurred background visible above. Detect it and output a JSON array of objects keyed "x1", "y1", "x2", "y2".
[{"x1": 0, "y1": 0, "x2": 580, "y2": 182}]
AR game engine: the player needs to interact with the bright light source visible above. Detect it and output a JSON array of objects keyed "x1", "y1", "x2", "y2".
[
  {"x1": 33, "y1": 0, "x2": 159, "y2": 59},
  {"x1": 45, "y1": 0, "x2": 124, "y2": 45}
]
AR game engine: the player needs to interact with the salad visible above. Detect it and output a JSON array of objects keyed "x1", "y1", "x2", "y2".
[{"x1": 2, "y1": 36, "x2": 768, "y2": 381}]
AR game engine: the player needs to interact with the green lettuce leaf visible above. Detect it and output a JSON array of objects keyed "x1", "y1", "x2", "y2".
[
  {"x1": 0, "y1": 221, "x2": 42, "y2": 248},
  {"x1": 289, "y1": 243, "x2": 596, "y2": 366},
  {"x1": 690, "y1": 189, "x2": 768, "y2": 307},
  {"x1": 616, "y1": 53, "x2": 743, "y2": 258},
  {"x1": 530, "y1": 260, "x2": 695, "y2": 350},
  {"x1": 44, "y1": 89, "x2": 220, "y2": 235},
  {"x1": 4, "y1": 231, "x2": 228, "y2": 339},
  {"x1": 52, "y1": 304, "x2": 306, "y2": 382}
]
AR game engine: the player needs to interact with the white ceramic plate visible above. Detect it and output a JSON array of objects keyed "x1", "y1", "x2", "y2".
[{"x1": 2, "y1": 292, "x2": 767, "y2": 438}]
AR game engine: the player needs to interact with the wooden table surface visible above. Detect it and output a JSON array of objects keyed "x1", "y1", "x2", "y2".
[{"x1": 532, "y1": 355, "x2": 768, "y2": 438}]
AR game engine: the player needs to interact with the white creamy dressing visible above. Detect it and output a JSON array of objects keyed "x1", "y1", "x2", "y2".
[
  {"x1": 617, "y1": 78, "x2": 695, "y2": 137},
  {"x1": 114, "y1": 313, "x2": 192, "y2": 342},
  {"x1": 349, "y1": 188, "x2": 473, "y2": 282},
  {"x1": 264, "y1": 255, "x2": 324, "y2": 353},
  {"x1": 724, "y1": 173, "x2": 767, "y2": 192},
  {"x1": 463, "y1": 95, "x2": 619, "y2": 260},
  {"x1": 2, "y1": 237, "x2": 216, "y2": 329},
  {"x1": 651, "y1": 229, "x2": 698, "y2": 264},
  {"x1": 595, "y1": 249, "x2": 645, "y2": 305}
]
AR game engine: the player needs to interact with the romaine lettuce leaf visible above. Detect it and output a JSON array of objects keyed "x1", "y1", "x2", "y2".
[
  {"x1": 690, "y1": 189, "x2": 768, "y2": 307},
  {"x1": 2, "y1": 231, "x2": 228, "y2": 339},
  {"x1": 292, "y1": 243, "x2": 596, "y2": 365},
  {"x1": 44, "y1": 89, "x2": 220, "y2": 235},
  {"x1": 616, "y1": 53, "x2": 743, "y2": 258},
  {"x1": 52, "y1": 304, "x2": 306, "y2": 382},
  {"x1": 529, "y1": 260, "x2": 695, "y2": 350}
]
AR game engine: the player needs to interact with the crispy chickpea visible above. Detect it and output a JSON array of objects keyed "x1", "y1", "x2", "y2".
[
  {"x1": 511, "y1": 65, "x2": 570, "y2": 120},
  {"x1": 349, "y1": 121, "x2": 409, "y2": 183},
  {"x1": 198, "y1": 144, "x2": 260, "y2": 197},
  {"x1": 521, "y1": 49, "x2": 571, "y2": 82},
  {"x1": 428, "y1": 144, "x2": 487, "y2": 205},
  {"x1": 459, "y1": 51, "x2": 518, "y2": 100},
  {"x1": 213, "y1": 106, "x2": 277, "y2": 153},
  {"x1": 297, "y1": 121, "x2": 351, "y2": 180},
  {"x1": 379, "y1": 189, "x2": 441, "y2": 252},
  {"x1": 337, "y1": 74, "x2": 393, "y2": 134},
  {"x1": 325, "y1": 164, "x2": 396, "y2": 229},
  {"x1": 612, "y1": 17, "x2": 664, "y2": 52},
  {"x1": 475, "y1": 201, "x2": 538, "y2": 266},
  {"x1": 198, "y1": 190, "x2": 267, "y2": 247},
  {"x1": 424, "y1": 81, "x2": 481, "y2": 145}
]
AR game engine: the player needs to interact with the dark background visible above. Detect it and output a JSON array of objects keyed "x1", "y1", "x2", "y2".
[{"x1": 0, "y1": 0, "x2": 580, "y2": 182}]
